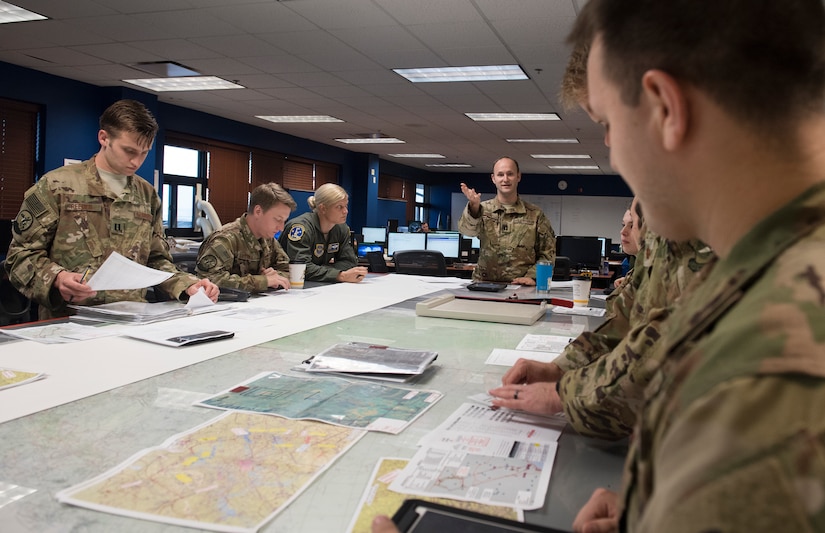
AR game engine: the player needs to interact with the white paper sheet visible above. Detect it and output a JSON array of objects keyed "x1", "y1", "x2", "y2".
[
  {"x1": 484, "y1": 348, "x2": 559, "y2": 366},
  {"x1": 515, "y1": 334, "x2": 575, "y2": 353},
  {"x1": 86, "y1": 252, "x2": 173, "y2": 290}
]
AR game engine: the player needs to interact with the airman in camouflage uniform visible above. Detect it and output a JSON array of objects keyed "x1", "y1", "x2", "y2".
[
  {"x1": 458, "y1": 157, "x2": 555, "y2": 284},
  {"x1": 197, "y1": 183, "x2": 295, "y2": 292},
  {"x1": 556, "y1": 231, "x2": 713, "y2": 439},
  {"x1": 566, "y1": 1, "x2": 825, "y2": 531},
  {"x1": 4, "y1": 100, "x2": 217, "y2": 320}
]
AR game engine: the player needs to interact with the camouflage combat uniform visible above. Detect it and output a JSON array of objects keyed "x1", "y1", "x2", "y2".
[
  {"x1": 621, "y1": 183, "x2": 825, "y2": 532},
  {"x1": 279, "y1": 211, "x2": 357, "y2": 283},
  {"x1": 195, "y1": 213, "x2": 290, "y2": 292},
  {"x1": 556, "y1": 230, "x2": 714, "y2": 440},
  {"x1": 4, "y1": 158, "x2": 198, "y2": 319},
  {"x1": 457, "y1": 197, "x2": 555, "y2": 282}
]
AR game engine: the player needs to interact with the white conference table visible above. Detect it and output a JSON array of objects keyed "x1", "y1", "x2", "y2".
[{"x1": 0, "y1": 275, "x2": 626, "y2": 532}]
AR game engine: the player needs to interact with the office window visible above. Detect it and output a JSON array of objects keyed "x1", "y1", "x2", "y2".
[
  {"x1": 414, "y1": 183, "x2": 427, "y2": 226},
  {"x1": 0, "y1": 98, "x2": 40, "y2": 221},
  {"x1": 161, "y1": 144, "x2": 207, "y2": 237}
]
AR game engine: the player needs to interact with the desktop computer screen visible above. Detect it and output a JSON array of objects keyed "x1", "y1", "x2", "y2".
[
  {"x1": 556, "y1": 236, "x2": 603, "y2": 270},
  {"x1": 356, "y1": 243, "x2": 384, "y2": 257},
  {"x1": 425, "y1": 232, "x2": 460, "y2": 260},
  {"x1": 387, "y1": 232, "x2": 426, "y2": 256},
  {"x1": 361, "y1": 226, "x2": 387, "y2": 244}
]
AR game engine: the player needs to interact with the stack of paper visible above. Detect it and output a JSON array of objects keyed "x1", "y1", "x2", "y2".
[{"x1": 304, "y1": 342, "x2": 438, "y2": 382}]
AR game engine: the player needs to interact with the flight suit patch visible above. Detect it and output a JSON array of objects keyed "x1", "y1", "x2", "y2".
[
  {"x1": 314, "y1": 244, "x2": 325, "y2": 257},
  {"x1": 288, "y1": 225, "x2": 305, "y2": 241}
]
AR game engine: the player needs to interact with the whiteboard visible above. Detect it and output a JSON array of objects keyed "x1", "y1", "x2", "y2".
[{"x1": 450, "y1": 193, "x2": 631, "y2": 242}]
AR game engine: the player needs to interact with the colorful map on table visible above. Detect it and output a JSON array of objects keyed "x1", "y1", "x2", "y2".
[
  {"x1": 196, "y1": 371, "x2": 442, "y2": 434},
  {"x1": 57, "y1": 411, "x2": 365, "y2": 532},
  {"x1": 347, "y1": 457, "x2": 523, "y2": 533},
  {"x1": 0, "y1": 368, "x2": 45, "y2": 390}
]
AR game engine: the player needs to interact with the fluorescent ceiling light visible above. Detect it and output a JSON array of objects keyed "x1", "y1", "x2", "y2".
[
  {"x1": 507, "y1": 138, "x2": 579, "y2": 143},
  {"x1": 335, "y1": 138, "x2": 405, "y2": 144},
  {"x1": 548, "y1": 165, "x2": 600, "y2": 170},
  {"x1": 531, "y1": 154, "x2": 592, "y2": 159},
  {"x1": 466, "y1": 113, "x2": 559, "y2": 121},
  {"x1": 393, "y1": 65, "x2": 528, "y2": 83},
  {"x1": 257, "y1": 115, "x2": 343, "y2": 123},
  {"x1": 388, "y1": 154, "x2": 446, "y2": 158},
  {"x1": 0, "y1": 2, "x2": 46, "y2": 23},
  {"x1": 123, "y1": 76, "x2": 244, "y2": 92},
  {"x1": 426, "y1": 163, "x2": 473, "y2": 168}
]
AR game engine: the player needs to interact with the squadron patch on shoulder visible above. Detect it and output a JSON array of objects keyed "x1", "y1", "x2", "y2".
[
  {"x1": 198, "y1": 254, "x2": 218, "y2": 271},
  {"x1": 314, "y1": 244, "x2": 325, "y2": 257},
  {"x1": 287, "y1": 225, "x2": 305, "y2": 241},
  {"x1": 13, "y1": 210, "x2": 33, "y2": 234},
  {"x1": 329, "y1": 243, "x2": 340, "y2": 253}
]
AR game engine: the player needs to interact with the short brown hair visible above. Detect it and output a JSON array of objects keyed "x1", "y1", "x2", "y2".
[
  {"x1": 568, "y1": 0, "x2": 825, "y2": 139},
  {"x1": 249, "y1": 182, "x2": 297, "y2": 213},
  {"x1": 99, "y1": 100, "x2": 158, "y2": 147}
]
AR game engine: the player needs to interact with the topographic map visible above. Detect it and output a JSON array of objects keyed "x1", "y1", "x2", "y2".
[
  {"x1": 196, "y1": 371, "x2": 442, "y2": 434},
  {"x1": 347, "y1": 457, "x2": 522, "y2": 533},
  {"x1": 57, "y1": 411, "x2": 365, "y2": 532}
]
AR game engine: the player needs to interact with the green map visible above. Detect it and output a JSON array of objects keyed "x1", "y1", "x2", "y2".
[{"x1": 197, "y1": 371, "x2": 442, "y2": 434}]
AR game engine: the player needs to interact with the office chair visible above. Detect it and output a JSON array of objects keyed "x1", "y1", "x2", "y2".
[
  {"x1": 171, "y1": 252, "x2": 200, "y2": 275},
  {"x1": 365, "y1": 251, "x2": 389, "y2": 273},
  {"x1": 552, "y1": 256, "x2": 572, "y2": 281},
  {"x1": 0, "y1": 260, "x2": 33, "y2": 325},
  {"x1": 194, "y1": 195, "x2": 222, "y2": 238},
  {"x1": 393, "y1": 250, "x2": 447, "y2": 277}
]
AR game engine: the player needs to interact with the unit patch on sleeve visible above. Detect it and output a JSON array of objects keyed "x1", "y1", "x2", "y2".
[
  {"x1": 13, "y1": 210, "x2": 33, "y2": 234},
  {"x1": 287, "y1": 225, "x2": 305, "y2": 241}
]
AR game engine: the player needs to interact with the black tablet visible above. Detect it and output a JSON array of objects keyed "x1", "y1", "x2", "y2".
[
  {"x1": 392, "y1": 499, "x2": 571, "y2": 533},
  {"x1": 467, "y1": 282, "x2": 507, "y2": 292}
]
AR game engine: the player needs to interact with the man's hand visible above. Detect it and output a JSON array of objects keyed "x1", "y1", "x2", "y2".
[
  {"x1": 338, "y1": 266, "x2": 369, "y2": 283},
  {"x1": 460, "y1": 182, "x2": 481, "y2": 216},
  {"x1": 371, "y1": 515, "x2": 400, "y2": 533},
  {"x1": 501, "y1": 359, "x2": 563, "y2": 385},
  {"x1": 186, "y1": 278, "x2": 220, "y2": 302},
  {"x1": 262, "y1": 267, "x2": 290, "y2": 290},
  {"x1": 573, "y1": 488, "x2": 620, "y2": 533},
  {"x1": 55, "y1": 269, "x2": 97, "y2": 304},
  {"x1": 488, "y1": 382, "x2": 563, "y2": 416},
  {"x1": 512, "y1": 276, "x2": 536, "y2": 286}
]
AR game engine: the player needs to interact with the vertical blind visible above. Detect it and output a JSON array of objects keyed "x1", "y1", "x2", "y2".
[{"x1": 0, "y1": 98, "x2": 39, "y2": 220}]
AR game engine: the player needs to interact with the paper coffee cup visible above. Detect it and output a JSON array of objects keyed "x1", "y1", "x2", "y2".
[
  {"x1": 288, "y1": 260, "x2": 306, "y2": 288},
  {"x1": 572, "y1": 275, "x2": 592, "y2": 307},
  {"x1": 535, "y1": 260, "x2": 553, "y2": 292}
]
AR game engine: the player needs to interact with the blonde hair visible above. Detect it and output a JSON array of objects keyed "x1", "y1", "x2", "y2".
[{"x1": 307, "y1": 183, "x2": 348, "y2": 212}]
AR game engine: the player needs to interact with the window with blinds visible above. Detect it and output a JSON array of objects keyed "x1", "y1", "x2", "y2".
[{"x1": 0, "y1": 98, "x2": 39, "y2": 221}]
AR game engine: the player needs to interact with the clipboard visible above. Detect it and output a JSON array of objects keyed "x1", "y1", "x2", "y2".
[{"x1": 415, "y1": 294, "x2": 546, "y2": 325}]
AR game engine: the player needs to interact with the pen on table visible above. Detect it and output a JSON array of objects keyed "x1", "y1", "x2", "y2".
[{"x1": 79, "y1": 266, "x2": 92, "y2": 284}]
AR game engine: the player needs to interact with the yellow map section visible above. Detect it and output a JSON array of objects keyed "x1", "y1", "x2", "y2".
[
  {"x1": 60, "y1": 411, "x2": 365, "y2": 531},
  {"x1": 0, "y1": 368, "x2": 42, "y2": 390},
  {"x1": 348, "y1": 457, "x2": 521, "y2": 533}
]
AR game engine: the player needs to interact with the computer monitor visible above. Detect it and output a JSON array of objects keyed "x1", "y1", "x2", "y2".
[
  {"x1": 470, "y1": 236, "x2": 480, "y2": 249},
  {"x1": 425, "y1": 232, "x2": 460, "y2": 260},
  {"x1": 361, "y1": 226, "x2": 387, "y2": 244},
  {"x1": 556, "y1": 236, "x2": 603, "y2": 270},
  {"x1": 356, "y1": 243, "x2": 384, "y2": 257},
  {"x1": 387, "y1": 232, "x2": 426, "y2": 256}
]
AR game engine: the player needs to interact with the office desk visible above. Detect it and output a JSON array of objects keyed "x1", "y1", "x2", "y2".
[{"x1": 0, "y1": 282, "x2": 625, "y2": 532}]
